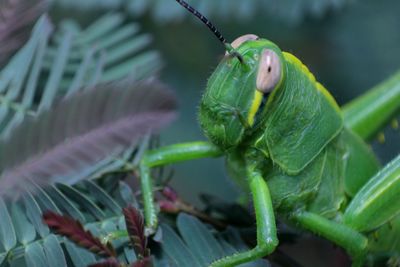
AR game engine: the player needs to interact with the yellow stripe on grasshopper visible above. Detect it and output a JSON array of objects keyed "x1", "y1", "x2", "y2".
[
  {"x1": 316, "y1": 82, "x2": 341, "y2": 114},
  {"x1": 247, "y1": 90, "x2": 263, "y2": 126},
  {"x1": 283, "y1": 52, "x2": 341, "y2": 114}
]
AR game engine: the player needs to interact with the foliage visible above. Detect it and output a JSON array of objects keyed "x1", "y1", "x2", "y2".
[
  {"x1": 0, "y1": 79, "x2": 176, "y2": 198},
  {"x1": 43, "y1": 205, "x2": 269, "y2": 267},
  {"x1": 51, "y1": 0, "x2": 352, "y2": 24},
  {"x1": 0, "y1": 4, "x2": 170, "y2": 266},
  {"x1": 43, "y1": 206, "x2": 151, "y2": 267},
  {"x1": 0, "y1": 11, "x2": 161, "y2": 138},
  {"x1": 0, "y1": 179, "x2": 131, "y2": 266},
  {"x1": 157, "y1": 214, "x2": 270, "y2": 267},
  {"x1": 0, "y1": 7, "x2": 163, "y2": 183},
  {"x1": 0, "y1": 0, "x2": 47, "y2": 66},
  {"x1": 39, "y1": 189, "x2": 272, "y2": 267},
  {"x1": 3, "y1": 174, "x2": 268, "y2": 267},
  {"x1": 43, "y1": 211, "x2": 118, "y2": 259}
]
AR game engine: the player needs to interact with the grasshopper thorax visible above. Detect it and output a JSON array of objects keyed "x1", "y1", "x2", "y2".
[{"x1": 199, "y1": 36, "x2": 285, "y2": 151}]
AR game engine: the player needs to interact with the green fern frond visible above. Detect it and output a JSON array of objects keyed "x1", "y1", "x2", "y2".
[
  {"x1": 157, "y1": 213, "x2": 270, "y2": 267},
  {"x1": 0, "y1": 11, "x2": 162, "y2": 185},
  {"x1": 0, "y1": 176, "x2": 159, "y2": 267},
  {"x1": 0, "y1": 180, "x2": 137, "y2": 267},
  {"x1": 7, "y1": 180, "x2": 254, "y2": 266},
  {"x1": 0, "y1": 0, "x2": 47, "y2": 67},
  {"x1": 0, "y1": 15, "x2": 169, "y2": 266},
  {"x1": 0, "y1": 12, "x2": 161, "y2": 139},
  {"x1": 0, "y1": 178, "x2": 272, "y2": 267}
]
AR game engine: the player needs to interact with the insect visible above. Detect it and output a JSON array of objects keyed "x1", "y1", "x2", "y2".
[{"x1": 139, "y1": 0, "x2": 400, "y2": 266}]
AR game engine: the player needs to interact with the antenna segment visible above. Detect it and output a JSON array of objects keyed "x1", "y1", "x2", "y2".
[
  {"x1": 175, "y1": 0, "x2": 227, "y2": 44},
  {"x1": 175, "y1": 0, "x2": 244, "y2": 64}
]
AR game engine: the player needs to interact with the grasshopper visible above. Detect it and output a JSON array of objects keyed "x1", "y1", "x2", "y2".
[{"x1": 139, "y1": 1, "x2": 400, "y2": 266}]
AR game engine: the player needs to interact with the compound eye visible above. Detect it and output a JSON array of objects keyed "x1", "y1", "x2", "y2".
[{"x1": 256, "y1": 49, "x2": 281, "y2": 93}]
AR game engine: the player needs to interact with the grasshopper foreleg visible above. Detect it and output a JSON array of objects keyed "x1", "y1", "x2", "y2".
[
  {"x1": 139, "y1": 141, "x2": 222, "y2": 234},
  {"x1": 210, "y1": 165, "x2": 278, "y2": 267}
]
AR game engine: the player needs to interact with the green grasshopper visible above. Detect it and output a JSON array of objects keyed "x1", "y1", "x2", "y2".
[{"x1": 139, "y1": 1, "x2": 400, "y2": 266}]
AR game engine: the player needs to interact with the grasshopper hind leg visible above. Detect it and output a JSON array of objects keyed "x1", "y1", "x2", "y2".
[
  {"x1": 343, "y1": 155, "x2": 400, "y2": 265},
  {"x1": 367, "y1": 215, "x2": 400, "y2": 266},
  {"x1": 292, "y1": 211, "x2": 368, "y2": 266},
  {"x1": 342, "y1": 70, "x2": 400, "y2": 141}
]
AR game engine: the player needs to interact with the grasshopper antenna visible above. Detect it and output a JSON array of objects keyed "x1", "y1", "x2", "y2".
[{"x1": 175, "y1": 0, "x2": 244, "y2": 64}]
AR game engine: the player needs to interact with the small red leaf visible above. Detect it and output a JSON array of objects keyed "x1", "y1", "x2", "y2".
[
  {"x1": 162, "y1": 187, "x2": 178, "y2": 202},
  {"x1": 123, "y1": 206, "x2": 149, "y2": 258},
  {"x1": 158, "y1": 200, "x2": 179, "y2": 213},
  {"x1": 43, "y1": 211, "x2": 116, "y2": 258}
]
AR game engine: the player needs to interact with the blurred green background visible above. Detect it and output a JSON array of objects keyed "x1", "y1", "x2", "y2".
[{"x1": 52, "y1": 0, "x2": 400, "y2": 205}]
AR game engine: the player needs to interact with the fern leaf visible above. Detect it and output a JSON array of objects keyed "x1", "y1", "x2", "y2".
[
  {"x1": 0, "y1": 180, "x2": 130, "y2": 266},
  {"x1": 42, "y1": 234, "x2": 68, "y2": 267},
  {"x1": 0, "y1": 198, "x2": 16, "y2": 250},
  {"x1": 0, "y1": 13, "x2": 163, "y2": 190},
  {"x1": 0, "y1": 0, "x2": 47, "y2": 66},
  {"x1": 0, "y1": 12, "x2": 161, "y2": 139},
  {"x1": 25, "y1": 242, "x2": 48, "y2": 267},
  {"x1": 158, "y1": 213, "x2": 270, "y2": 267},
  {"x1": 0, "y1": 177, "x2": 277, "y2": 267},
  {"x1": 0, "y1": 79, "x2": 176, "y2": 197}
]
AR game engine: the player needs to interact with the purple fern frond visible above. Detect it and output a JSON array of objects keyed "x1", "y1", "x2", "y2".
[{"x1": 0, "y1": 79, "x2": 176, "y2": 197}]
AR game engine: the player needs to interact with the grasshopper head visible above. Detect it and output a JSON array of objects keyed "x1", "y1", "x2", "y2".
[{"x1": 199, "y1": 35, "x2": 285, "y2": 151}]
